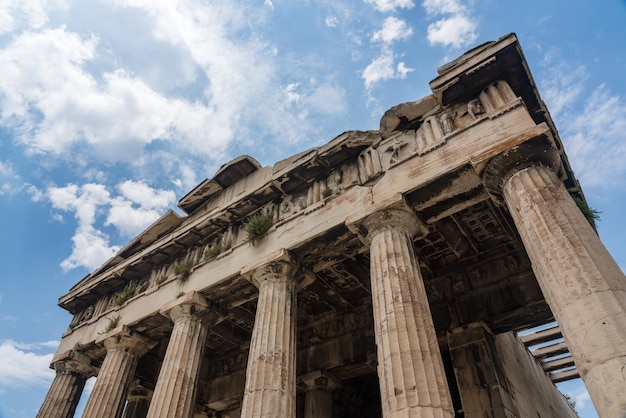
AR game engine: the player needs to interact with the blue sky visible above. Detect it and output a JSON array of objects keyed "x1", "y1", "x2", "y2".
[{"x1": 1, "y1": 1, "x2": 624, "y2": 417}]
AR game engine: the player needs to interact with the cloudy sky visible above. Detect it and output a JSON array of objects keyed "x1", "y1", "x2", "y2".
[{"x1": 1, "y1": 0, "x2": 624, "y2": 416}]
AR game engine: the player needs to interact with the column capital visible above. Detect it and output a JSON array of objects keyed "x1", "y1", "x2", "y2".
[
  {"x1": 362, "y1": 206, "x2": 427, "y2": 244},
  {"x1": 127, "y1": 379, "x2": 153, "y2": 401},
  {"x1": 481, "y1": 135, "x2": 560, "y2": 203},
  {"x1": 241, "y1": 248, "x2": 299, "y2": 288},
  {"x1": 97, "y1": 325, "x2": 157, "y2": 357},
  {"x1": 298, "y1": 370, "x2": 342, "y2": 393},
  {"x1": 160, "y1": 292, "x2": 227, "y2": 325},
  {"x1": 52, "y1": 350, "x2": 96, "y2": 378}
]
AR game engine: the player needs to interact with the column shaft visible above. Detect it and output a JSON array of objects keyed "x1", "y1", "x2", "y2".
[
  {"x1": 37, "y1": 371, "x2": 87, "y2": 418},
  {"x1": 241, "y1": 259, "x2": 297, "y2": 418},
  {"x1": 122, "y1": 397, "x2": 150, "y2": 418},
  {"x1": 37, "y1": 351, "x2": 95, "y2": 418},
  {"x1": 147, "y1": 295, "x2": 219, "y2": 418},
  {"x1": 82, "y1": 329, "x2": 154, "y2": 418},
  {"x1": 122, "y1": 383, "x2": 152, "y2": 418},
  {"x1": 366, "y1": 209, "x2": 453, "y2": 418},
  {"x1": 300, "y1": 371, "x2": 340, "y2": 418},
  {"x1": 502, "y1": 165, "x2": 626, "y2": 417},
  {"x1": 304, "y1": 389, "x2": 332, "y2": 418}
]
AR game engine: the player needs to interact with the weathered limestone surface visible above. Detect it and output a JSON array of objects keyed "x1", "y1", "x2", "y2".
[
  {"x1": 40, "y1": 34, "x2": 626, "y2": 418},
  {"x1": 53, "y1": 103, "x2": 540, "y2": 359},
  {"x1": 494, "y1": 332, "x2": 577, "y2": 418},
  {"x1": 364, "y1": 207, "x2": 453, "y2": 418},
  {"x1": 37, "y1": 351, "x2": 95, "y2": 418},
  {"x1": 146, "y1": 293, "x2": 224, "y2": 418},
  {"x1": 240, "y1": 251, "x2": 298, "y2": 418},
  {"x1": 448, "y1": 323, "x2": 517, "y2": 418},
  {"x1": 82, "y1": 327, "x2": 155, "y2": 418},
  {"x1": 501, "y1": 163, "x2": 626, "y2": 417}
]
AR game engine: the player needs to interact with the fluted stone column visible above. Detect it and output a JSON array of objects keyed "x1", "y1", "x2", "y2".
[
  {"x1": 37, "y1": 350, "x2": 95, "y2": 418},
  {"x1": 122, "y1": 381, "x2": 153, "y2": 418},
  {"x1": 363, "y1": 208, "x2": 453, "y2": 418},
  {"x1": 82, "y1": 326, "x2": 155, "y2": 418},
  {"x1": 493, "y1": 160, "x2": 626, "y2": 417},
  {"x1": 300, "y1": 371, "x2": 341, "y2": 418},
  {"x1": 146, "y1": 293, "x2": 225, "y2": 418},
  {"x1": 240, "y1": 251, "x2": 298, "y2": 418}
]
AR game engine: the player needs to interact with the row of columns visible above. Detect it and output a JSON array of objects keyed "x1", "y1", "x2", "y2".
[{"x1": 39, "y1": 141, "x2": 626, "y2": 417}]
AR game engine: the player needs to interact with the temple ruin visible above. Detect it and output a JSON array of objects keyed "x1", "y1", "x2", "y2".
[{"x1": 38, "y1": 34, "x2": 626, "y2": 418}]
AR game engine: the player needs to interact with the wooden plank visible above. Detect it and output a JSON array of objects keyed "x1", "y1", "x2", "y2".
[
  {"x1": 542, "y1": 355, "x2": 575, "y2": 372},
  {"x1": 550, "y1": 369, "x2": 580, "y2": 383},
  {"x1": 530, "y1": 341, "x2": 569, "y2": 360},
  {"x1": 519, "y1": 325, "x2": 562, "y2": 346}
]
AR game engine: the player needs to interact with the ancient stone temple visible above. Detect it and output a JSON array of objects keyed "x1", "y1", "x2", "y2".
[{"x1": 39, "y1": 33, "x2": 626, "y2": 418}]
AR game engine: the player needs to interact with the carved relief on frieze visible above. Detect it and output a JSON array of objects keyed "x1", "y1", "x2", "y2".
[
  {"x1": 298, "y1": 311, "x2": 373, "y2": 347},
  {"x1": 440, "y1": 111, "x2": 456, "y2": 134},
  {"x1": 279, "y1": 164, "x2": 358, "y2": 221},
  {"x1": 208, "y1": 350, "x2": 249, "y2": 378},
  {"x1": 278, "y1": 193, "x2": 305, "y2": 221},
  {"x1": 75, "y1": 304, "x2": 94, "y2": 325},
  {"x1": 93, "y1": 295, "x2": 110, "y2": 317},
  {"x1": 414, "y1": 115, "x2": 446, "y2": 155},
  {"x1": 384, "y1": 140, "x2": 410, "y2": 165},
  {"x1": 478, "y1": 80, "x2": 516, "y2": 113},
  {"x1": 358, "y1": 146, "x2": 383, "y2": 184},
  {"x1": 220, "y1": 225, "x2": 237, "y2": 251},
  {"x1": 466, "y1": 98, "x2": 486, "y2": 121}
]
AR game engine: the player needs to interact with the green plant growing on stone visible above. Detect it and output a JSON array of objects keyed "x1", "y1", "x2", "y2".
[
  {"x1": 156, "y1": 275, "x2": 167, "y2": 285},
  {"x1": 571, "y1": 194, "x2": 601, "y2": 229},
  {"x1": 204, "y1": 242, "x2": 222, "y2": 261},
  {"x1": 105, "y1": 315, "x2": 121, "y2": 332},
  {"x1": 245, "y1": 212, "x2": 273, "y2": 245},
  {"x1": 177, "y1": 291, "x2": 185, "y2": 298},
  {"x1": 114, "y1": 285, "x2": 136, "y2": 306},
  {"x1": 175, "y1": 259, "x2": 194, "y2": 280},
  {"x1": 68, "y1": 322, "x2": 78, "y2": 330}
]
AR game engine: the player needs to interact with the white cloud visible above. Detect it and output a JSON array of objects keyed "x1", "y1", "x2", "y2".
[
  {"x1": 325, "y1": 15, "x2": 338, "y2": 27},
  {"x1": 426, "y1": 14, "x2": 477, "y2": 48},
  {"x1": 540, "y1": 57, "x2": 626, "y2": 191},
  {"x1": 371, "y1": 16, "x2": 413, "y2": 44},
  {"x1": 0, "y1": 27, "x2": 228, "y2": 162},
  {"x1": 28, "y1": 185, "x2": 45, "y2": 202},
  {"x1": 47, "y1": 181, "x2": 176, "y2": 270},
  {"x1": 0, "y1": 1, "x2": 321, "y2": 177},
  {"x1": 396, "y1": 62, "x2": 413, "y2": 78},
  {"x1": 565, "y1": 384, "x2": 591, "y2": 410},
  {"x1": 305, "y1": 84, "x2": 348, "y2": 116},
  {"x1": 560, "y1": 85, "x2": 626, "y2": 189},
  {"x1": 0, "y1": 340, "x2": 55, "y2": 387},
  {"x1": 60, "y1": 224, "x2": 120, "y2": 271},
  {"x1": 0, "y1": 161, "x2": 16, "y2": 178},
  {"x1": 362, "y1": 49, "x2": 414, "y2": 89},
  {"x1": 540, "y1": 59, "x2": 587, "y2": 119},
  {"x1": 364, "y1": 0, "x2": 414, "y2": 13},
  {"x1": 284, "y1": 83, "x2": 302, "y2": 105},
  {"x1": 106, "y1": 180, "x2": 176, "y2": 237},
  {"x1": 48, "y1": 184, "x2": 111, "y2": 226},
  {"x1": 0, "y1": 161, "x2": 20, "y2": 196},
  {"x1": 422, "y1": 0, "x2": 477, "y2": 48},
  {"x1": 422, "y1": 0, "x2": 464, "y2": 15},
  {"x1": 0, "y1": 0, "x2": 60, "y2": 34},
  {"x1": 117, "y1": 180, "x2": 175, "y2": 211}
]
